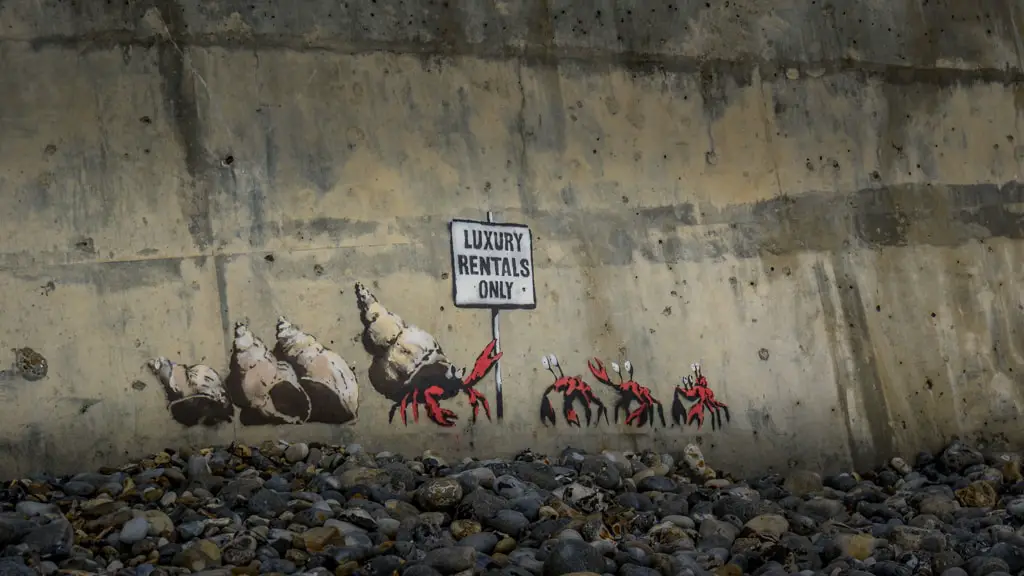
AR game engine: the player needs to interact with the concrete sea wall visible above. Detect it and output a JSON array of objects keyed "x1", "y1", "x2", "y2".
[{"x1": 0, "y1": 0, "x2": 1022, "y2": 478}]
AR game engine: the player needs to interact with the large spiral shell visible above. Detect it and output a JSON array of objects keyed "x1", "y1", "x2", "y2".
[
  {"x1": 355, "y1": 282, "x2": 449, "y2": 400},
  {"x1": 275, "y1": 316, "x2": 358, "y2": 424}
]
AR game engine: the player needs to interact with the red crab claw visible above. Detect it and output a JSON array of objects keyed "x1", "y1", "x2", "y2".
[
  {"x1": 423, "y1": 385, "x2": 458, "y2": 427},
  {"x1": 679, "y1": 385, "x2": 701, "y2": 400},
  {"x1": 587, "y1": 358, "x2": 611, "y2": 383},
  {"x1": 463, "y1": 386, "x2": 491, "y2": 423},
  {"x1": 464, "y1": 339, "x2": 502, "y2": 386}
]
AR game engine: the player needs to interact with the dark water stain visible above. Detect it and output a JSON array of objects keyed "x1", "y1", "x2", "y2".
[
  {"x1": 213, "y1": 254, "x2": 232, "y2": 358},
  {"x1": 0, "y1": 424, "x2": 50, "y2": 478},
  {"x1": 153, "y1": 0, "x2": 212, "y2": 251},
  {"x1": 745, "y1": 406, "x2": 783, "y2": 436},
  {"x1": 698, "y1": 63, "x2": 730, "y2": 122},
  {"x1": 606, "y1": 228, "x2": 635, "y2": 266},
  {"x1": 559, "y1": 186, "x2": 577, "y2": 206},
  {"x1": 813, "y1": 258, "x2": 897, "y2": 470},
  {"x1": 830, "y1": 254, "x2": 896, "y2": 462},
  {"x1": 248, "y1": 184, "x2": 268, "y2": 248},
  {"x1": 436, "y1": 85, "x2": 482, "y2": 171},
  {"x1": 278, "y1": 217, "x2": 380, "y2": 244},
  {"x1": 254, "y1": 180, "x2": 1024, "y2": 278},
  {"x1": 813, "y1": 261, "x2": 865, "y2": 469},
  {"x1": 12, "y1": 258, "x2": 182, "y2": 295}
]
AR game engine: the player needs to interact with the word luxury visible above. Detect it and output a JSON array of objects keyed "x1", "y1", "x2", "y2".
[{"x1": 461, "y1": 228, "x2": 528, "y2": 252}]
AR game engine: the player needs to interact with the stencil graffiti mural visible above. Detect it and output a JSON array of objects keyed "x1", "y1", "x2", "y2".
[
  {"x1": 142, "y1": 214, "x2": 734, "y2": 433},
  {"x1": 589, "y1": 358, "x2": 666, "y2": 428},
  {"x1": 672, "y1": 363, "x2": 730, "y2": 430},
  {"x1": 148, "y1": 317, "x2": 359, "y2": 427},
  {"x1": 539, "y1": 354, "x2": 608, "y2": 427},
  {"x1": 356, "y1": 282, "x2": 500, "y2": 427}
]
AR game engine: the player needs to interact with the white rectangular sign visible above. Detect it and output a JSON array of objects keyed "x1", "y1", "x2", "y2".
[{"x1": 450, "y1": 219, "x2": 536, "y2": 309}]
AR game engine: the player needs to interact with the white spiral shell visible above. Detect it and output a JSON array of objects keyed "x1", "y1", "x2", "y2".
[{"x1": 275, "y1": 316, "x2": 358, "y2": 424}]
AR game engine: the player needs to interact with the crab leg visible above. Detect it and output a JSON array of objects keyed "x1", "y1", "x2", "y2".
[
  {"x1": 625, "y1": 404, "x2": 648, "y2": 426},
  {"x1": 686, "y1": 403, "x2": 705, "y2": 430},
  {"x1": 562, "y1": 394, "x2": 581, "y2": 426},
  {"x1": 399, "y1": 392, "x2": 412, "y2": 426},
  {"x1": 423, "y1": 385, "x2": 458, "y2": 427},
  {"x1": 463, "y1": 386, "x2": 491, "y2": 422}
]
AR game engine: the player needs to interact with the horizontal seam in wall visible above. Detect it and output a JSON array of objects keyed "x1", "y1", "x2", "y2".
[
  {"x1": 1, "y1": 34, "x2": 1022, "y2": 85},
  {"x1": 0, "y1": 241, "x2": 416, "y2": 272}
]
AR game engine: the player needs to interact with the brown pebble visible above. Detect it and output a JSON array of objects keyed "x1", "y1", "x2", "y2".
[
  {"x1": 335, "y1": 560, "x2": 360, "y2": 576},
  {"x1": 494, "y1": 537, "x2": 517, "y2": 554},
  {"x1": 285, "y1": 548, "x2": 309, "y2": 565}
]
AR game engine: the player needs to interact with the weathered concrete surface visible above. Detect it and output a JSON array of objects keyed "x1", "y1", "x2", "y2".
[{"x1": 0, "y1": 0, "x2": 1022, "y2": 478}]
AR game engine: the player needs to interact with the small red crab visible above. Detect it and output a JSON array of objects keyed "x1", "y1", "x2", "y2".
[
  {"x1": 672, "y1": 362, "x2": 730, "y2": 430},
  {"x1": 588, "y1": 358, "x2": 665, "y2": 428},
  {"x1": 388, "y1": 340, "x2": 502, "y2": 427},
  {"x1": 539, "y1": 354, "x2": 608, "y2": 427}
]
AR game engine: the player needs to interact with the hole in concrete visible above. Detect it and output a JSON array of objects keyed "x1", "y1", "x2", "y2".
[
  {"x1": 265, "y1": 254, "x2": 275, "y2": 263},
  {"x1": 74, "y1": 238, "x2": 95, "y2": 253},
  {"x1": 222, "y1": 155, "x2": 235, "y2": 166}
]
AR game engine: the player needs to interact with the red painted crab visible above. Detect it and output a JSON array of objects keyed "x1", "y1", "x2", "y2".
[
  {"x1": 539, "y1": 354, "x2": 608, "y2": 427},
  {"x1": 672, "y1": 362, "x2": 729, "y2": 430},
  {"x1": 588, "y1": 358, "x2": 665, "y2": 427},
  {"x1": 389, "y1": 340, "x2": 501, "y2": 427}
]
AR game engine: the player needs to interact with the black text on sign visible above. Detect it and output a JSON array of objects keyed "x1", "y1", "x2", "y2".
[{"x1": 449, "y1": 219, "x2": 536, "y2": 309}]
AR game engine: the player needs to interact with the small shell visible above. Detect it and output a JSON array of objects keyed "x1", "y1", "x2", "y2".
[{"x1": 147, "y1": 357, "x2": 233, "y2": 427}]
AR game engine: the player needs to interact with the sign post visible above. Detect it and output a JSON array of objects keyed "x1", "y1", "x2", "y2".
[{"x1": 449, "y1": 214, "x2": 536, "y2": 421}]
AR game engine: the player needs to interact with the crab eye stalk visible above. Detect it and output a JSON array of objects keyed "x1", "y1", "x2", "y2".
[
  {"x1": 549, "y1": 354, "x2": 559, "y2": 367},
  {"x1": 624, "y1": 360, "x2": 633, "y2": 377},
  {"x1": 611, "y1": 362, "x2": 620, "y2": 373},
  {"x1": 541, "y1": 356, "x2": 550, "y2": 370}
]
